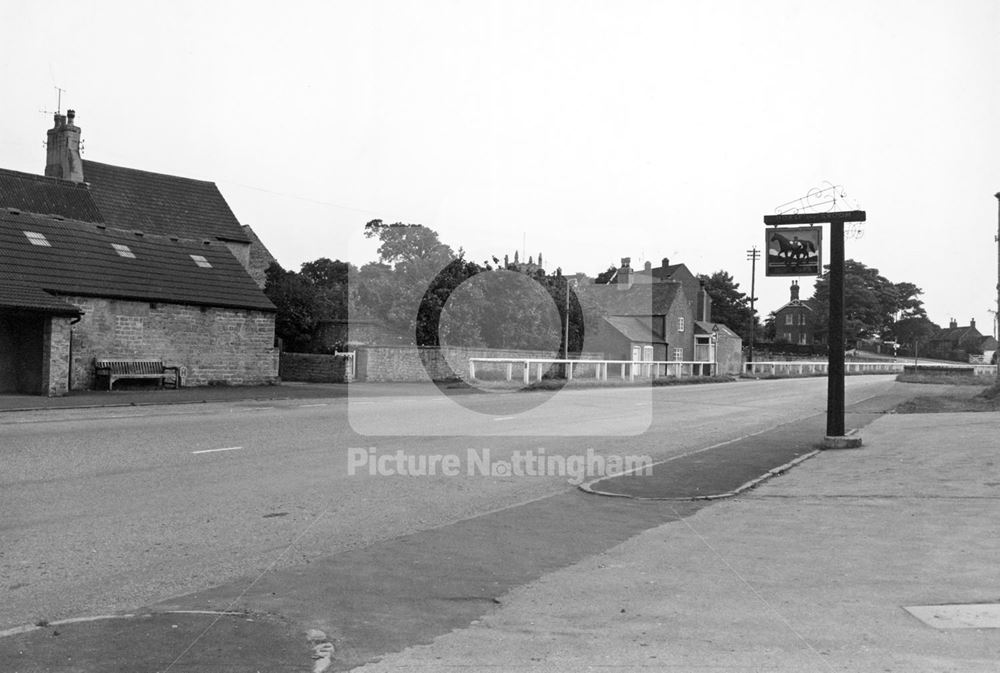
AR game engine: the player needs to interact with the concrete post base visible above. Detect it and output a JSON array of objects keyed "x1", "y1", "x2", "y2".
[{"x1": 822, "y1": 429, "x2": 862, "y2": 450}]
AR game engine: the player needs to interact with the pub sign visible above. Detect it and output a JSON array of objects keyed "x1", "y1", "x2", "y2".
[{"x1": 765, "y1": 226, "x2": 822, "y2": 276}]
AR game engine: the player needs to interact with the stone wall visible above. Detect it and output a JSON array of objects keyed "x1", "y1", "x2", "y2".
[
  {"x1": 279, "y1": 352, "x2": 354, "y2": 383},
  {"x1": 355, "y1": 345, "x2": 603, "y2": 383},
  {"x1": 65, "y1": 295, "x2": 278, "y2": 390},
  {"x1": 715, "y1": 333, "x2": 744, "y2": 376},
  {"x1": 42, "y1": 316, "x2": 73, "y2": 396}
]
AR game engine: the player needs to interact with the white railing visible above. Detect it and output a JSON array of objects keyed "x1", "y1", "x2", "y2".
[
  {"x1": 744, "y1": 360, "x2": 998, "y2": 377},
  {"x1": 468, "y1": 358, "x2": 718, "y2": 384},
  {"x1": 745, "y1": 361, "x2": 902, "y2": 376}
]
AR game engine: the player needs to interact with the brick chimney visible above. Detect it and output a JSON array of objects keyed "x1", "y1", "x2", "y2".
[
  {"x1": 970, "y1": 318, "x2": 976, "y2": 329},
  {"x1": 949, "y1": 318, "x2": 958, "y2": 329},
  {"x1": 617, "y1": 257, "x2": 633, "y2": 288},
  {"x1": 45, "y1": 109, "x2": 84, "y2": 182},
  {"x1": 790, "y1": 280, "x2": 800, "y2": 301}
]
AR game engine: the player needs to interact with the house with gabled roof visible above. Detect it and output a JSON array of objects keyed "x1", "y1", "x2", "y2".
[
  {"x1": 630, "y1": 257, "x2": 713, "y2": 323},
  {"x1": 579, "y1": 257, "x2": 743, "y2": 374},
  {"x1": 772, "y1": 280, "x2": 815, "y2": 345},
  {"x1": 578, "y1": 268, "x2": 689, "y2": 363},
  {"x1": 928, "y1": 318, "x2": 998, "y2": 363},
  {"x1": 0, "y1": 111, "x2": 278, "y2": 395}
]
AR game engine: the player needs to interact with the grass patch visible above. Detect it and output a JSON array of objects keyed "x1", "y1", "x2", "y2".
[
  {"x1": 895, "y1": 372, "x2": 989, "y2": 386},
  {"x1": 894, "y1": 380, "x2": 1000, "y2": 413}
]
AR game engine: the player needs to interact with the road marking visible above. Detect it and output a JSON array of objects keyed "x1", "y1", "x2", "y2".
[
  {"x1": 298, "y1": 403, "x2": 328, "y2": 408},
  {"x1": 493, "y1": 416, "x2": 517, "y2": 421},
  {"x1": 191, "y1": 446, "x2": 244, "y2": 455}
]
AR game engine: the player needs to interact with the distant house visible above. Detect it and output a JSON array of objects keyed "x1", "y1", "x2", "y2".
[
  {"x1": 0, "y1": 111, "x2": 278, "y2": 394},
  {"x1": 928, "y1": 318, "x2": 998, "y2": 363},
  {"x1": 579, "y1": 257, "x2": 742, "y2": 373},
  {"x1": 772, "y1": 281, "x2": 815, "y2": 345}
]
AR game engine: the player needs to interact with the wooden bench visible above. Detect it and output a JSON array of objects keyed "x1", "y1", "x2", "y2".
[{"x1": 94, "y1": 359, "x2": 181, "y2": 391}]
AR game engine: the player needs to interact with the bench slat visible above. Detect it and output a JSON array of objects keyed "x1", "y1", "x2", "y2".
[{"x1": 94, "y1": 359, "x2": 179, "y2": 391}]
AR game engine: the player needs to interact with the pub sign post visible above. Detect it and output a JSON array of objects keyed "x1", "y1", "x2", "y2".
[{"x1": 762, "y1": 210, "x2": 866, "y2": 446}]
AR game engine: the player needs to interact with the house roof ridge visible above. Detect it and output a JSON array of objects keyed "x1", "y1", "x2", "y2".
[{"x1": 81, "y1": 159, "x2": 219, "y2": 186}]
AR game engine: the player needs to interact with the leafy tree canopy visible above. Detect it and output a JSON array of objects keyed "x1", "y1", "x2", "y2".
[
  {"x1": 809, "y1": 259, "x2": 928, "y2": 345},
  {"x1": 698, "y1": 270, "x2": 758, "y2": 341}
]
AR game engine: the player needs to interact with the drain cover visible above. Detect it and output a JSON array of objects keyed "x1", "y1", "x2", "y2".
[{"x1": 904, "y1": 604, "x2": 1000, "y2": 629}]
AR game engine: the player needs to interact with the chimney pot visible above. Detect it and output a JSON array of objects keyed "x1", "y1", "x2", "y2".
[{"x1": 644, "y1": 260, "x2": 652, "y2": 271}]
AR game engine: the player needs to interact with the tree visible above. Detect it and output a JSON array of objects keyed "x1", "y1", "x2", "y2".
[
  {"x1": 809, "y1": 260, "x2": 928, "y2": 346},
  {"x1": 264, "y1": 262, "x2": 321, "y2": 352},
  {"x1": 300, "y1": 257, "x2": 353, "y2": 321},
  {"x1": 894, "y1": 316, "x2": 939, "y2": 357},
  {"x1": 699, "y1": 271, "x2": 757, "y2": 341},
  {"x1": 594, "y1": 265, "x2": 617, "y2": 284}
]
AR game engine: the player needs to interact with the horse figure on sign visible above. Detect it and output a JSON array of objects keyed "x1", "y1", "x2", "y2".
[{"x1": 770, "y1": 232, "x2": 816, "y2": 266}]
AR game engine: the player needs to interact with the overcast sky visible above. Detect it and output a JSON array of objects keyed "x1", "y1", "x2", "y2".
[{"x1": 2, "y1": 0, "x2": 998, "y2": 331}]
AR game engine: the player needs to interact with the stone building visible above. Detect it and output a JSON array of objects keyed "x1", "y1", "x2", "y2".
[{"x1": 0, "y1": 111, "x2": 277, "y2": 394}]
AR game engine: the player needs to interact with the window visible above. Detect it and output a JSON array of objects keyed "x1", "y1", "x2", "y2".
[
  {"x1": 678, "y1": 317, "x2": 685, "y2": 332},
  {"x1": 799, "y1": 314, "x2": 807, "y2": 325},
  {"x1": 785, "y1": 314, "x2": 794, "y2": 325},
  {"x1": 112, "y1": 243, "x2": 136, "y2": 258},
  {"x1": 799, "y1": 333, "x2": 808, "y2": 345},
  {"x1": 784, "y1": 332, "x2": 793, "y2": 342},
  {"x1": 673, "y1": 348, "x2": 684, "y2": 361},
  {"x1": 190, "y1": 254, "x2": 212, "y2": 268},
  {"x1": 24, "y1": 231, "x2": 51, "y2": 247}
]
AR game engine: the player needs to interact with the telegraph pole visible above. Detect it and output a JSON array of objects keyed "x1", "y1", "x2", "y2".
[
  {"x1": 746, "y1": 247, "x2": 760, "y2": 364},
  {"x1": 995, "y1": 192, "x2": 999, "y2": 381}
]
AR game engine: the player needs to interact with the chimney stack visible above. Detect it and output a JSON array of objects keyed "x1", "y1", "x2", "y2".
[
  {"x1": 45, "y1": 109, "x2": 84, "y2": 183},
  {"x1": 790, "y1": 280, "x2": 800, "y2": 301},
  {"x1": 970, "y1": 318, "x2": 976, "y2": 329},
  {"x1": 949, "y1": 318, "x2": 958, "y2": 329},
  {"x1": 617, "y1": 257, "x2": 633, "y2": 288}
]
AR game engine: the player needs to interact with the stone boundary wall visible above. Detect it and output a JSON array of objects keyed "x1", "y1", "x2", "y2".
[
  {"x1": 66, "y1": 296, "x2": 278, "y2": 390},
  {"x1": 355, "y1": 346, "x2": 604, "y2": 383},
  {"x1": 279, "y1": 352, "x2": 354, "y2": 383}
]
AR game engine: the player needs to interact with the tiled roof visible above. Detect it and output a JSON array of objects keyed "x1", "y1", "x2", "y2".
[
  {"x1": 603, "y1": 316, "x2": 666, "y2": 344},
  {"x1": 0, "y1": 212, "x2": 274, "y2": 311},
  {"x1": 0, "y1": 168, "x2": 104, "y2": 222},
  {"x1": 83, "y1": 161, "x2": 249, "y2": 243},
  {"x1": 578, "y1": 280, "x2": 683, "y2": 316},
  {"x1": 774, "y1": 298, "x2": 814, "y2": 313},
  {"x1": 0, "y1": 271, "x2": 82, "y2": 315},
  {"x1": 930, "y1": 325, "x2": 981, "y2": 345},
  {"x1": 694, "y1": 321, "x2": 739, "y2": 338}
]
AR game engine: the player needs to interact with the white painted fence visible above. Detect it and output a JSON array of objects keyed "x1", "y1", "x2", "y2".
[
  {"x1": 468, "y1": 358, "x2": 717, "y2": 384},
  {"x1": 745, "y1": 361, "x2": 998, "y2": 377}
]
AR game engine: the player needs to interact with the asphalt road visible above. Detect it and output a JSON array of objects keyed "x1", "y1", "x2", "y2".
[{"x1": 0, "y1": 375, "x2": 898, "y2": 634}]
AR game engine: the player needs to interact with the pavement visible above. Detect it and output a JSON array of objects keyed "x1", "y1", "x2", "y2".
[{"x1": 2, "y1": 383, "x2": 999, "y2": 671}]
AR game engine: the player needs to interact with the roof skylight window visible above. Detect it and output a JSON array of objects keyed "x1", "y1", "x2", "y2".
[
  {"x1": 190, "y1": 254, "x2": 213, "y2": 268},
  {"x1": 24, "y1": 231, "x2": 51, "y2": 247},
  {"x1": 112, "y1": 243, "x2": 136, "y2": 258}
]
